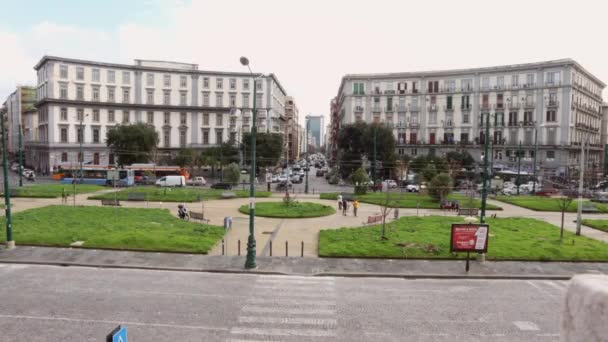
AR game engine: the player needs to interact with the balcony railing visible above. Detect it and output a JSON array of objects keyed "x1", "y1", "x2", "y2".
[
  {"x1": 523, "y1": 102, "x2": 535, "y2": 109},
  {"x1": 443, "y1": 121, "x2": 454, "y2": 128},
  {"x1": 372, "y1": 106, "x2": 382, "y2": 113},
  {"x1": 493, "y1": 103, "x2": 505, "y2": 110},
  {"x1": 461, "y1": 104, "x2": 472, "y2": 111},
  {"x1": 354, "y1": 106, "x2": 364, "y2": 113},
  {"x1": 546, "y1": 100, "x2": 559, "y2": 108},
  {"x1": 397, "y1": 105, "x2": 407, "y2": 113},
  {"x1": 480, "y1": 103, "x2": 490, "y2": 110},
  {"x1": 522, "y1": 83, "x2": 536, "y2": 89},
  {"x1": 384, "y1": 90, "x2": 396, "y2": 95},
  {"x1": 508, "y1": 102, "x2": 521, "y2": 109},
  {"x1": 385, "y1": 106, "x2": 394, "y2": 113},
  {"x1": 444, "y1": 105, "x2": 454, "y2": 111},
  {"x1": 461, "y1": 86, "x2": 474, "y2": 92},
  {"x1": 409, "y1": 105, "x2": 420, "y2": 112},
  {"x1": 545, "y1": 80, "x2": 562, "y2": 87},
  {"x1": 428, "y1": 104, "x2": 438, "y2": 112},
  {"x1": 409, "y1": 122, "x2": 420, "y2": 129}
]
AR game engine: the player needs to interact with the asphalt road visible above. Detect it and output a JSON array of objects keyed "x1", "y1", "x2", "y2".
[{"x1": 0, "y1": 264, "x2": 566, "y2": 341}]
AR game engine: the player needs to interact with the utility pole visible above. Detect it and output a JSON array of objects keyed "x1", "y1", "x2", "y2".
[
  {"x1": 18, "y1": 123, "x2": 23, "y2": 187},
  {"x1": 304, "y1": 116, "x2": 310, "y2": 194},
  {"x1": 480, "y1": 113, "x2": 490, "y2": 223},
  {"x1": 488, "y1": 139, "x2": 494, "y2": 192},
  {"x1": 516, "y1": 140, "x2": 522, "y2": 195},
  {"x1": 373, "y1": 125, "x2": 377, "y2": 186},
  {"x1": 1, "y1": 111, "x2": 15, "y2": 249},
  {"x1": 79, "y1": 116, "x2": 84, "y2": 182},
  {"x1": 576, "y1": 136, "x2": 586, "y2": 236},
  {"x1": 532, "y1": 126, "x2": 538, "y2": 194}
]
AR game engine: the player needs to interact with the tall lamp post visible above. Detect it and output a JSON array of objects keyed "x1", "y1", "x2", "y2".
[
  {"x1": 305, "y1": 115, "x2": 310, "y2": 194},
  {"x1": 532, "y1": 122, "x2": 538, "y2": 194},
  {"x1": 18, "y1": 124, "x2": 23, "y2": 187},
  {"x1": 480, "y1": 112, "x2": 491, "y2": 223},
  {"x1": 516, "y1": 140, "x2": 522, "y2": 195},
  {"x1": 1, "y1": 110, "x2": 14, "y2": 249}
]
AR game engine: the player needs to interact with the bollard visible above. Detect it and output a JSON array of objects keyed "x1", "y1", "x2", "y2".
[
  {"x1": 285, "y1": 241, "x2": 288, "y2": 257},
  {"x1": 238, "y1": 239, "x2": 241, "y2": 256},
  {"x1": 270, "y1": 240, "x2": 273, "y2": 256},
  {"x1": 301, "y1": 241, "x2": 304, "y2": 257},
  {"x1": 222, "y1": 239, "x2": 225, "y2": 255}
]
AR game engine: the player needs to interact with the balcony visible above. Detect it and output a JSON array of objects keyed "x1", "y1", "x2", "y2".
[
  {"x1": 409, "y1": 122, "x2": 420, "y2": 129},
  {"x1": 522, "y1": 83, "x2": 536, "y2": 89},
  {"x1": 397, "y1": 105, "x2": 407, "y2": 113},
  {"x1": 480, "y1": 103, "x2": 490, "y2": 111},
  {"x1": 546, "y1": 100, "x2": 559, "y2": 108},
  {"x1": 507, "y1": 121, "x2": 519, "y2": 127},
  {"x1": 545, "y1": 80, "x2": 562, "y2": 87},
  {"x1": 428, "y1": 104, "x2": 438, "y2": 112},
  {"x1": 396, "y1": 122, "x2": 407, "y2": 129},
  {"x1": 508, "y1": 102, "x2": 521, "y2": 109},
  {"x1": 443, "y1": 120, "x2": 454, "y2": 128},
  {"x1": 354, "y1": 106, "x2": 364, "y2": 113},
  {"x1": 523, "y1": 102, "x2": 535, "y2": 109},
  {"x1": 461, "y1": 104, "x2": 472, "y2": 111},
  {"x1": 372, "y1": 106, "x2": 382, "y2": 113},
  {"x1": 409, "y1": 105, "x2": 420, "y2": 112},
  {"x1": 461, "y1": 86, "x2": 474, "y2": 92},
  {"x1": 385, "y1": 106, "x2": 394, "y2": 113},
  {"x1": 384, "y1": 90, "x2": 396, "y2": 95},
  {"x1": 444, "y1": 105, "x2": 454, "y2": 112},
  {"x1": 372, "y1": 88, "x2": 382, "y2": 95},
  {"x1": 493, "y1": 103, "x2": 505, "y2": 110}
]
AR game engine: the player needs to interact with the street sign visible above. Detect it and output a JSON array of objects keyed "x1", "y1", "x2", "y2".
[
  {"x1": 106, "y1": 325, "x2": 127, "y2": 342},
  {"x1": 450, "y1": 224, "x2": 489, "y2": 253},
  {"x1": 265, "y1": 173, "x2": 272, "y2": 183}
]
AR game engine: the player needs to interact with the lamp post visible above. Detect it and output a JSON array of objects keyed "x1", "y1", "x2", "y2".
[
  {"x1": 1, "y1": 110, "x2": 14, "y2": 249},
  {"x1": 576, "y1": 135, "x2": 589, "y2": 236},
  {"x1": 516, "y1": 140, "x2": 522, "y2": 195},
  {"x1": 241, "y1": 56, "x2": 259, "y2": 269},
  {"x1": 18, "y1": 123, "x2": 23, "y2": 187},
  {"x1": 78, "y1": 114, "x2": 89, "y2": 182},
  {"x1": 480, "y1": 112, "x2": 491, "y2": 223},
  {"x1": 305, "y1": 115, "x2": 310, "y2": 194},
  {"x1": 532, "y1": 123, "x2": 538, "y2": 194}
]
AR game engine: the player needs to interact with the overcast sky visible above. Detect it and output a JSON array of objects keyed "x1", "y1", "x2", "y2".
[{"x1": 1, "y1": 0, "x2": 607, "y2": 126}]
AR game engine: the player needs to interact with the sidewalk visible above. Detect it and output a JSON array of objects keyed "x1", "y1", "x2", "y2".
[{"x1": 1, "y1": 246, "x2": 607, "y2": 279}]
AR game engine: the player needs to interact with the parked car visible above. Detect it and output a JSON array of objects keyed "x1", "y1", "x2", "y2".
[
  {"x1": 535, "y1": 189, "x2": 558, "y2": 197},
  {"x1": 291, "y1": 175, "x2": 303, "y2": 183},
  {"x1": 278, "y1": 175, "x2": 288, "y2": 183},
  {"x1": 156, "y1": 175, "x2": 186, "y2": 187},
  {"x1": 276, "y1": 180, "x2": 292, "y2": 190},
  {"x1": 10, "y1": 163, "x2": 19, "y2": 172},
  {"x1": 186, "y1": 176, "x2": 207, "y2": 186},
  {"x1": 316, "y1": 170, "x2": 324, "y2": 177},
  {"x1": 383, "y1": 180, "x2": 398, "y2": 188},
  {"x1": 210, "y1": 182, "x2": 233, "y2": 190},
  {"x1": 406, "y1": 184, "x2": 420, "y2": 192},
  {"x1": 271, "y1": 175, "x2": 279, "y2": 183}
]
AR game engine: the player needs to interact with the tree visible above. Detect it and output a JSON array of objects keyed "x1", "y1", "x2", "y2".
[
  {"x1": 396, "y1": 155, "x2": 411, "y2": 183},
  {"x1": 337, "y1": 122, "x2": 367, "y2": 179},
  {"x1": 363, "y1": 123, "x2": 397, "y2": 180},
  {"x1": 174, "y1": 148, "x2": 194, "y2": 168},
  {"x1": 223, "y1": 163, "x2": 241, "y2": 184},
  {"x1": 379, "y1": 189, "x2": 396, "y2": 240},
  {"x1": 352, "y1": 167, "x2": 369, "y2": 195},
  {"x1": 446, "y1": 150, "x2": 475, "y2": 177},
  {"x1": 106, "y1": 123, "x2": 159, "y2": 167},
  {"x1": 555, "y1": 191, "x2": 575, "y2": 242},
  {"x1": 242, "y1": 132, "x2": 283, "y2": 168},
  {"x1": 428, "y1": 173, "x2": 453, "y2": 202}
]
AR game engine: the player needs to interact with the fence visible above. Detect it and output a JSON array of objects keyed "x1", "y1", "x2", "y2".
[{"x1": 221, "y1": 239, "x2": 305, "y2": 257}]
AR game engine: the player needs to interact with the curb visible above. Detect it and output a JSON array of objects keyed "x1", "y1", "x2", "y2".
[{"x1": 0, "y1": 259, "x2": 574, "y2": 280}]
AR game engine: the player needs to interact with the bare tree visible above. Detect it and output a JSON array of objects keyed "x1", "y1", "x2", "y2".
[
  {"x1": 380, "y1": 188, "x2": 397, "y2": 240},
  {"x1": 555, "y1": 190, "x2": 575, "y2": 242}
]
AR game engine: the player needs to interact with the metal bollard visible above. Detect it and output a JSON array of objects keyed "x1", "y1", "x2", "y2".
[
  {"x1": 270, "y1": 240, "x2": 273, "y2": 256},
  {"x1": 301, "y1": 241, "x2": 304, "y2": 257},
  {"x1": 222, "y1": 239, "x2": 225, "y2": 255},
  {"x1": 238, "y1": 240, "x2": 241, "y2": 256},
  {"x1": 285, "y1": 241, "x2": 288, "y2": 257}
]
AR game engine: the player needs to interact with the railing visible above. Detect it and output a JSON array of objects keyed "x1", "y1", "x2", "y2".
[
  {"x1": 428, "y1": 104, "x2": 438, "y2": 112},
  {"x1": 372, "y1": 106, "x2": 382, "y2": 113},
  {"x1": 444, "y1": 105, "x2": 454, "y2": 111},
  {"x1": 409, "y1": 122, "x2": 420, "y2": 129},
  {"x1": 508, "y1": 102, "x2": 520, "y2": 109},
  {"x1": 480, "y1": 103, "x2": 490, "y2": 110},
  {"x1": 545, "y1": 80, "x2": 562, "y2": 87},
  {"x1": 493, "y1": 103, "x2": 505, "y2": 110},
  {"x1": 443, "y1": 121, "x2": 454, "y2": 128},
  {"x1": 522, "y1": 83, "x2": 536, "y2": 88},
  {"x1": 461, "y1": 104, "x2": 472, "y2": 111},
  {"x1": 385, "y1": 106, "x2": 394, "y2": 113},
  {"x1": 397, "y1": 105, "x2": 407, "y2": 113},
  {"x1": 523, "y1": 102, "x2": 535, "y2": 108},
  {"x1": 409, "y1": 105, "x2": 420, "y2": 112},
  {"x1": 546, "y1": 100, "x2": 559, "y2": 107},
  {"x1": 354, "y1": 106, "x2": 364, "y2": 112},
  {"x1": 384, "y1": 90, "x2": 396, "y2": 95},
  {"x1": 461, "y1": 86, "x2": 474, "y2": 92}
]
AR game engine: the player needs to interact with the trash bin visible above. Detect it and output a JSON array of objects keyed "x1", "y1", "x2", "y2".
[{"x1": 224, "y1": 216, "x2": 232, "y2": 230}]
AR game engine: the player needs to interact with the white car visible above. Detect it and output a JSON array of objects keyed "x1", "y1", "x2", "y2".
[
  {"x1": 406, "y1": 184, "x2": 420, "y2": 192},
  {"x1": 383, "y1": 180, "x2": 398, "y2": 188},
  {"x1": 278, "y1": 175, "x2": 288, "y2": 183},
  {"x1": 271, "y1": 175, "x2": 279, "y2": 183},
  {"x1": 186, "y1": 176, "x2": 207, "y2": 186}
]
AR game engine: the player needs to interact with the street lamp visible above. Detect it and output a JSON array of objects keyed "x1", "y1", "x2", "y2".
[
  {"x1": 305, "y1": 115, "x2": 310, "y2": 194},
  {"x1": 78, "y1": 113, "x2": 90, "y2": 182}
]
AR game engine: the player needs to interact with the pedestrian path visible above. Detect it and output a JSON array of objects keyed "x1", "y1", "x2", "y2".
[{"x1": 227, "y1": 275, "x2": 338, "y2": 341}]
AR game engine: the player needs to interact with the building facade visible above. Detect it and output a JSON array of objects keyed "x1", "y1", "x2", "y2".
[
  {"x1": 284, "y1": 96, "x2": 301, "y2": 162},
  {"x1": 307, "y1": 115, "x2": 324, "y2": 148},
  {"x1": 29, "y1": 56, "x2": 288, "y2": 171},
  {"x1": 332, "y1": 59, "x2": 605, "y2": 176},
  {"x1": 2, "y1": 86, "x2": 36, "y2": 155}
]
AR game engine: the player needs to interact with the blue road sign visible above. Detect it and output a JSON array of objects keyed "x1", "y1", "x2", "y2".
[{"x1": 107, "y1": 325, "x2": 127, "y2": 342}]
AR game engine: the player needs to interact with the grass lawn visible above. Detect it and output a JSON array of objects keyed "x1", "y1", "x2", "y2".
[
  {"x1": 496, "y1": 195, "x2": 608, "y2": 213},
  {"x1": 6, "y1": 184, "x2": 105, "y2": 198},
  {"x1": 0, "y1": 205, "x2": 225, "y2": 253},
  {"x1": 318, "y1": 216, "x2": 608, "y2": 261},
  {"x1": 238, "y1": 201, "x2": 336, "y2": 218},
  {"x1": 319, "y1": 192, "x2": 502, "y2": 210},
  {"x1": 89, "y1": 186, "x2": 271, "y2": 202},
  {"x1": 581, "y1": 219, "x2": 608, "y2": 233}
]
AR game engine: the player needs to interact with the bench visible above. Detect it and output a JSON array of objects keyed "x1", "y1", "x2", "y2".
[
  {"x1": 101, "y1": 198, "x2": 121, "y2": 206},
  {"x1": 364, "y1": 214, "x2": 383, "y2": 225},
  {"x1": 582, "y1": 203, "x2": 600, "y2": 213},
  {"x1": 127, "y1": 192, "x2": 146, "y2": 201},
  {"x1": 189, "y1": 211, "x2": 210, "y2": 224},
  {"x1": 458, "y1": 208, "x2": 479, "y2": 216},
  {"x1": 221, "y1": 191, "x2": 236, "y2": 199}
]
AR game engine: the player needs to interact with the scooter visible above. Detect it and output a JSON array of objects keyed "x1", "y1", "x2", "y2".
[{"x1": 177, "y1": 204, "x2": 189, "y2": 220}]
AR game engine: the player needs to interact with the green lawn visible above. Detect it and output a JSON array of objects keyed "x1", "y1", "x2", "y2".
[
  {"x1": 238, "y1": 201, "x2": 336, "y2": 218},
  {"x1": 0, "y1": 205, "x2": 225, "y2": 253},
  {"x1": 319, "y1": 192, "x2": 502, "y2": 210},
  {"x1": 496, "y1": 195, "x2": 608, "y2": 213},
  {"x1": 581, "y1": 219, "x2": 608, "y2": 233},
  {"x1": 319, "y1": 216, "x2": 608, "y2": 261},
  {"x1": 89, "y1": 186, "x2": 271, "y2": 202},
  {"x1": 6, "y1": 184, "x2": 105, "y2": 198}
]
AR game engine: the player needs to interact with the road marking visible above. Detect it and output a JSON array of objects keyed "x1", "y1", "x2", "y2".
[
  {"x1": 253, "y1": 285, "x2": 335, "y2": 292},
  {"x1": 261, "y1": 275, "x2": 335, "y2": 281},
  {"x1": 253, "y1": 292, "x2": 336, "y2": 299},
  {"x1": 513, "y1": 321, "x2": 540, "y2": 331},
  {"x1": 543, "y1": 280, "x2": 567, "y2": 292},
  {"x1": 230, "y1": 327, "x2": 336, "y2": 337},
  {"x1": 256, "y1": 278, "x2": 335, "y2": 285},
  {"x1": 242, "y1": 306, "x2": 335, "y2": 315},
  {"x1": 536, "y1": 333, "x2": 560, "y2": 337},
  {"x1": 0, "y1": 314, "x2": 229, "y2": 331},
  {"x1": 238, "y1": 316, "x2": 337, "y2": 326},
  {"x1": 246, "y1": 298, "x2": 336, "y2": 306}
]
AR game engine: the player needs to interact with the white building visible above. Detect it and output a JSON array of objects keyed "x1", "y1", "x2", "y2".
[
  {"x1": 29, "y1": 56, "x2": 287, "y2": 171},
  {"x1": 2, "y1": 86, "x2": 36, "y2": 155},
  {"x1": 332, "y1": 59, "x2": 605, "y2": 176}
]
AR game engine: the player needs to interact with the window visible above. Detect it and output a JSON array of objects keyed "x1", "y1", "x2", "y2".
[
  {"x1": 461, "y1": 95, "x2": 470, "y2": 109},
  {"x1": 163, "y1": 90, "x2": 170, "y2": 105},
  {"x1": 242, "y1": 94, "x2": 250, "y2": 108},
  {"x1": 108, "y1": 110, "x2": 115, "y2": 122},
  {"x1": 60, "y1": 84, "x2": 68, "y2": 99},
  {"x1": 147, "y1": 73, "x2": 155, "y2": 87},
  {"x1": 122, "y1": 71, "x2": 130, "y2": 84},
  {"x1": 482, "y1": 94, "x2": 489, "y2": 109},
  {"x1": 216, "y1": 78, "x2": 223, "y2": 89},
  {"x1": 164, "y1": 112, "x2": 170, "y2": 125},
  {"x1": 230, "y1": 94, "x2": 236, "y2": 107},
  {"x1": 60, "y1": 65, "x2": 68, "y2": 79},
  {"x1": 524, "y1": 111, "x2": 533, "y2": 123},
  {"x1": 61, "y1": 152, "x2": 68, "y2": 162},
  {"x1": 446, "y1": 96, "x2": 453, "y2": 110},
  {"x1": 163, "y1": 74, "x2": 171, "y2": 87},
  {"x1": 216, "y1": 93, "x2": 223, "y2": 107},
  {"x1": 122, "y1": 88, "x2": 130, "y2": 103},
  {"x1": 526, "y1": 73, "x2": 534, "y2": 87},
  {"x1": 397, "y1": 82, "x2": 407, "y2": 94},
  {"x1": 482, "y1": 77, "x2": 490, "y2": 90},
  {"x1": 446, "y1": 80, "x2": 455, "y2": 92},
  {"x1": 546, "y1": 110, "x2": 556, "y2": 122},
  {"x1": 508, "y1": 112, "x2": 518, "y2": 126},
  {"x1": 256, "y1": 80, "x2": 263, "y2": 91},
  {"x1": 92, "y1": 69, "x2": 100, "y2": 82},
  {"x1": 463, "y1": 112, "x2": 470, "y2": 124},
  {"x1": 108, "y1": 88, "x2": 115, "y2": 102},
  {"x1": 547, "y1": 130, "x2": 556, "y2": 145},
  {"x1": 77, "y1": 108, "x2": 84, "y2": 121},
  {"x1": 61, "y1": 108, "x2": 68, "y2": 121},
  {"x1": 524, "y1": 130, "x2": 533, "y2": 145},
  {"x1": 427, "y1": 81, "x2": 438, "y2": 93},
  {"x1": 461, "y1": 79, "x2": 472, "y2": 91},
  {"x1": 203, "y1": 93, "x2": 210, "y2": 106},
  {"x1": 60, "y1": 128, "x2": 68, "y2": 143},
  {"x1": 180, "y1": 130, "x2": 186, "y2": 147},
  {"x1": 497, "y1": 76, "x2": 504, "y2": 89},
  {"x1": 92, "y1": 87, "x2": 100, "y2": 101},
  {"x1": 546, "y1": 71, "x2": 560, "y2": 85},
  {"x1": 411, "y1": 148, "x2": 417, "y2": 156},
  {"x1": 216, "y1": 130, "x2": 223, "y2": 145},
  {"x1": 202, "y1": 130, "x2": 209, "y2": 144},
  {"x1": 180, "y1": 91, "x2": 187, "y2": 105},
  {"x1": 107, "y1": 70, "x2": 115, "y2": 83},
  {"x1": 429, "y1": 112, "x2": 437, "y2": 124},
  {"x1": 163, "y1": 129, "x2": 170, "y2": 148},
  {"x1": 230, "y1": 78, "x2": 236, "y2": 90},
  {"x1": 147, "y1": 111, "x2": 154, "y2": 124},
  {"x1": 548, "y1": 93, "x2": 558, "y2": 106},
  {"x1": 546, "y1": 151, "x2": 555, "y2": 159},
  {"x1": 76, "y1": 85, "x2": 84, "y2": 100},
  {"x1": 243, "y1": 79, "x2": 250, "y2": 90},
  {"x1": 353, "y1": 82, "x2": 365, "y2": 95},
  {"x1": 216, "y1": 113, "x2": 223, "y2": 126},
  {"x1": 76, "y1": 67, "x2": 84, "y2": 80},
  {"x1": 511, "y1": 74, "x2": 519, "y2": 87},
  {"x1": 122, "y1": 110, "x2": 129, "y2": 123},
  {"x1": 203, "y1": 77, "x2": 209, "y2": 88},
  {"x1": 147, "y1": 90, "x2": 154, "y2": 104},
  {"x1": 203, "y1": 113, "x2": 209, "y2": 126},
  {"x1": 109, "y1": 153, "x2": 115, "y2": 165},
  {"x1": 93, "y1": 152, "x2": 100, "y2": 164},
  {"x1": 180, "y1": 76, "x2": 187, "y2": 88},
  {"x1": 93, "y1": 128, "x2": 100, "y2": 143},
  {"x1": 509, "y1": 130, "x2": 517, "y2": 145},
  {"x1": 180, "y1": 112, "x2": 187, "y2": 125},
  {"x1": 256, "y1": 93, "x2": 263, "y2": 107},
  {"x1": 76, "y1": 127, "x2": 83, "y2": 143},
  {"x1": 496, "y1": 94, "x2": 504, "y2": 108},
  {"x1": 92, "y1": 109, "x2": 100, "y2": 122},
  {"x1": 460, "y1": 133, "x2": 469, "y2": 143}
]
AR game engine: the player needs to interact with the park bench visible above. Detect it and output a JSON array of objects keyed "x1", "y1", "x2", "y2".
[
  {"x1": 189, "y1": 211, "x2": 210, "y2": 224},
  {"x1": 341, "y1": 193, "x2": 355, "y2": 201},
  {"x1": 221, "y1": 191, "x2": 237, "y2": 199},
  {"x1": 101, "y1": 199, "x2": 121, "y2": 206},
  {"x1": 364, "y1": 214, "x2": 383, "y2": 225},
  {"x1": 582, "y1": 203, "x2": 600, "y2": 213},
  {"x1": 458, "y1": 208, "x2": 479, "y2": 216},
  {"x1": 127, "y1": 192, "x2": 146, "y2": 201}
]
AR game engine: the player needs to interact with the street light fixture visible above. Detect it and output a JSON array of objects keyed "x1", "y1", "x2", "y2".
[{"x1": 305, "y1": 115, "x2": 310, "y2": 194}]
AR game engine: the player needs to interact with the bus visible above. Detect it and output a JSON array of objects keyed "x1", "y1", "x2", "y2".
[
  {"x1": 126, "y1": 164, "x2": 190, "y2": 183},
  {"x1": 56, "y1": 165, "x2": 134, "y2": 186}
]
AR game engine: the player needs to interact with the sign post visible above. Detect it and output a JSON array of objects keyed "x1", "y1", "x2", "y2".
[
  {"x1": 106, "y1": 325, "x2": 127, "y2": 342},
  {"x1": 450, "y1": 223, "x2": 489, "y2": 272}
]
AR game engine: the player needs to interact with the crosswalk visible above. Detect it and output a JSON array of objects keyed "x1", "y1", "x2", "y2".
[{"x1": 227, "y1": 275, "x2": 338, "y2": 341}]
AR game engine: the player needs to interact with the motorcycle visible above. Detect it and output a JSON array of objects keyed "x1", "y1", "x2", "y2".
[{"x1": 177, "y1": 204, "x2": 189, "y2": 220}]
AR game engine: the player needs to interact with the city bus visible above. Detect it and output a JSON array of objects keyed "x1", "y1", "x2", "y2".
[
  {"x1": 55, "y1": 165, "x2": 134, "y2": 186},
  {"x1": 126, "y1": 164, "x2": 190, "y2": 183}
]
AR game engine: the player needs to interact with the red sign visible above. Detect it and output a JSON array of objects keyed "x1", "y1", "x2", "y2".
[{"x1": 450, "y1": 224, "x2": 489, "y2": 253}]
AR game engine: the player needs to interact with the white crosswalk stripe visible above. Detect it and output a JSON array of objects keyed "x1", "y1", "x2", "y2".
[{"x1": 228, "y1": 275, "x2": 338, "y2": 341}]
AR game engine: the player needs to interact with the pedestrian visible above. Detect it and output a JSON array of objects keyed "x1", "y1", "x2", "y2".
[
  {"x1": 337, "y1": 193, "x2": 343, "y2": 210},
  {"x1": 353, "y1": 199, "x2": 359, "y2": 217},
  {"x1": 342, "y1": 198, "x2": 348, "y2": 216}
]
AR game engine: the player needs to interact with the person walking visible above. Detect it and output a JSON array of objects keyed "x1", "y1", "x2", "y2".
[
  {"x1": 353, "y1": 199, "x2": 359, "y2": 217},
  {"x1": 342, "y1": 198, "x2": 348, "y2": 216},
  {"x1": 337, "y1": 193, "x2": 343, "y2": 210}
]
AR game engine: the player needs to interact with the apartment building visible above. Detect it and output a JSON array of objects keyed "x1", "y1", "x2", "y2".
[
  {"x1": 284, "y1": 96, "x2": 301, "y2": 162},
  {"x1": 2, "y1": 86, "x2": 36, "y2": 154},
  {"x1": 331, "y1": 59, "x2": 605, "y2": 176},
  {"x1": 307, "y1": 115, "x2": 324, "y2": 148},
  {"x1": 29, "y1": 56, "x2": 287, "y2": 171}
]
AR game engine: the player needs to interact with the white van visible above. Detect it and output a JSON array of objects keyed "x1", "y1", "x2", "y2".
[{"x1": 155, "y1": 175, "x2": 186, "y2": 187}]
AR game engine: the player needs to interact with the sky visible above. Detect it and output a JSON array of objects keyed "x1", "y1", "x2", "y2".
[{"x1": 1, "y1": 0, "x2": 607, "y2": 127}]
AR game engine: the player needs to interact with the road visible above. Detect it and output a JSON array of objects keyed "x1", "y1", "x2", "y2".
[{"x1": 0, "y1": 264, "x2": 565, "y2": 341}]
